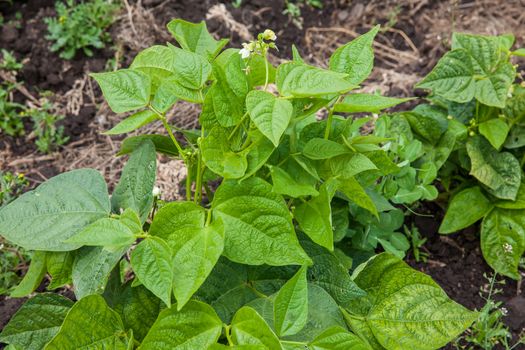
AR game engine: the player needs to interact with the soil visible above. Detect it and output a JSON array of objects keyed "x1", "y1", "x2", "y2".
[{"x1": 1, "y1": 0, "x2": 525, "y2": 348}]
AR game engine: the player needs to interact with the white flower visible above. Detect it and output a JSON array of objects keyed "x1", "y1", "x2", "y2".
[
  {"x1": 263, "y1": 29, "x2": 277, "y2": 41},
  {"x1": 239, "y1": 47, "x2": 251, "y2": 59},
  {"x1": 503, "y1": 242, "x2": 513, "y2": 253},
  {"x1": 501, "y1": 307, "x2": 508, "y2": 316},
  {"x1": 152, "y1": 186, "x2": 161, "y2": 197}
]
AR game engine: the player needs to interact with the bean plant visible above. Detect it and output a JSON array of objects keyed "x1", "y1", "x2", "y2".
[
  {"x1": 404, "y1": 33, "x2": 525, "y2": 280},
  {"x1": 0, "y1": 20, "x2": 479, "y2": 349}
]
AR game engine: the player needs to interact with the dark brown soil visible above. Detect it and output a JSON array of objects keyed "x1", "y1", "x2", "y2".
[{"x1": 1, "y1": 1, "x2": 524, "y2": 349}]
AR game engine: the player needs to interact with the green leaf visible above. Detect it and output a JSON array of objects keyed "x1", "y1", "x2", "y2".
[
  {"x1": 276, "y1": 62, "x2": 356, "y2": 98},
  {"x1": 45, "y1": 295, "x2": 127, "y2": 349},
  {"x1": 167, "y1": 19, "x2": 228, "y2": 59},
  {"x1": 336, "y1": 177, "x2": 378, "y2": 217},
  {"x1": 478, "y1": 118, "x2": 510, "y2": 150},
  {"x1": 0, "y1": 169, "x2": 110, "y2": 251},
  {"x1": 112, "y1": 140, "x2": 157, "y2": 223},
  {"x1": 212, "y1": 177, "x2": 311, "y2": 266},
  {"x1": 242, "y1": 131, "x2": 276, "y2": 180},
  {"x1": 231, "y1": 307, "x2": 282, "y2": 349},
  {"x1": 346, "y1": 253, "x2": 477, "y2": 350},
  {"x1": 10, "y1": 251, "x2": 47, "y2": 297},
  {"x1": 303, "y1": 138, "x2": 349, "y2": 160},
  {"x1": 439, "y1": 187, "x2": 493, "y2": 234},
  {"x1": 309, "y1": 326, "x2": 371, "y2": 350},
  {"x1": 451, "y1": 33, "x2": 500, "y2": 73},
  {"x1": 481, "y1": 208, "x2": 525, "y2": 280},
  {"x1": 475, "y1": 60, "x2": 515, "y2": 108},
  {"x1": 327, "y1": 153, "x2": 377, "y2": 179},
  {"x1": 202, "y1": 127, "x2": 248, "y2": 179},
  {"x1": 295, "y1": 181, "x2": 335, "y2": 251},
  {"x1": 416, "y1": 49, "x2": 475, "y2": 103},
  {"x1": 269, "y1": 165, "x2": 319, "y2": 198},
  {"x1": 302, "y1": 240, "x2": 366, "y2": 306},
  {"x1": 246, "y1": 90, "x2": 293, "y2": 147},
  {"x1": 46, "y1": 252, "x2": 74, "y2": 289},
  {"x1": 149, "y1": 201, "x2": 205, "y2": 240},
  {"x1": 140, "y1": 301, "x2": 222, "y2": 349},
  {"x1": 153, "y1": 76, "x2": 203, "y2": 107},
  {"x1": 72, "y1": 245, "x2": 127, "y2": 299},
  {"x1": 334, "y1": 93, "x2": 412, "y2": 113},
  {"x1": 467, "y1": 136, "x2": 521, "y2": 200},
  {"x1": 131, "y1": 236, "x2": 173, "y2": 307},
  {"x1": 118, "y1": 134, "x2": 179, "y2": 157},
  {"x1": 172, "y1": 220, "x2": 224, "y2": 310},
  {"x1": 274, "y1": 266, "x2": 308, "y2": 337},
  {"x1": 167, "y1": 45, "x2": 212, "y2": 89},
  {"x1": 104, "y1": 110, "x2": 158, "y2": 135},
  {"x1": 109, "y1": 283, "x2": 163, "y2": 342},
  {"x1": 91, "y1": 69, "x2": 151, "y2": 113},
  {"x1": 495, "y1": 183, "x2": 525, "y2": 209},
  {"x1": 0, "y1": 294, "x2": 73, "y2": 350},
  {"x1": 329, "y1": 25, "x2": 380, "y2": 85},
  {"x1": 65, "y1": 217, "x2": 137, "y2": 248}
]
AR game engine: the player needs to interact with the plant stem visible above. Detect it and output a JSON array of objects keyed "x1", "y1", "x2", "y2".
[
  {"x1": 150, "y1": 106, "x2": 186, "y2": 161},
  {"x1": 263, "y1": 50, "x2": 269, "y2": 90},
  {"x1": 224, "y1": 325, "x2": 234, "y2": 346},
  {"x1": 185, "y1": 158, "x2": 192, "y2": 201},
  {"x1": 324, "y1": 96, "x2": 342, "y2": 139},
  {"x1": 194, "y1": 128, "x2": 204, "y2": 204},
  {"x1": 228, "y1": 112, "x2": 249, "y2": 140}
]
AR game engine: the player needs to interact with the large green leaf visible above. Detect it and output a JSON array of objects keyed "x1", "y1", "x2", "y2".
[
  {"x1": 45, "y1": 295, "x2": 128, "y2": 349},
  {"x1": 0, "y1": 294, "x2": 73, "y2": 350},
  {"x1": 294, "y1": 182, "x2": 335, "y2": 250},
  {"x1": 0, "y1": 169, "x2": 110, "y2": 251},
  {"x1": 140, "y1": 301, "x2": 222, "y2": 349},
  {"x1": 65, "y1": 217, "x2": 137, "y2": 249},
  {"x1": 72, "y1": 245, "x2": 127, "y2": 299},
  {"x1": 91, "y1": 69, "x2": 151, "y2": 113},
  {"x1": 112, "y1": 140, "x2": 157, "y2": 223},
  {"x1": 466, "y1": 136, "x2": 521, "y2": 200},
  {"x1": 167, "y1": 19, "x2": 228, "y2": 59},
  {"x1": 276, "y1": 62, "x2": 355, "y2": 98},
  {"x1": 481, "y1": 208, "x2": 525, "y2": 280},
  {"x1": 172, "y1": 220, "x2": 224, "y2": 310},
  {"x1": 309, "y1": 326, "x2": 371, "y2": 350},
  {"x1": 336, "y1": 177, "x2": 378, "y2": 217},
  {"x1": 149, "y1": 201, "x2": 205, "y2": 240},
  {"x1": 167, "y1": 44, "x2": 212, "y2": 89},
  {"x1": 303, "y1": 138, "x2": 349, "y2": 160},
  {"x1": 334, "y1": 93, "x2": 412, "y2": 113},
  {"x1": 10, "y1": 251, "x2": 47, "y2": 298},
  {"x1": 346, "y1": 253, "x2": 477, "y2": 350},
  {"x1": 246, "y1": 90, "x2": 293, "y2": 147},
  {"x1": 439, "y1": 187, "x2": 493, "y2": 234},
  {"x1": 416, "y1": 49, "x2": 475, "y2": 104},
  {"x1": 212, "y1": 177, "x2": 311, "y2": 266},
  {"x1": 131, "y1": 236, "x2": 173, "y2": 307},
  {"x1": 269, "y1": 165, "x2": 318, "y2": 198},
  {"x1": 231, "y1": 307, "x2": 282, "y2": 349},
  {"x1": 274, "y1": 266, "x2": 308, "y2": 337},
  {"x1": 329, "y1": 26, "x2": 379, "y2": 85}
]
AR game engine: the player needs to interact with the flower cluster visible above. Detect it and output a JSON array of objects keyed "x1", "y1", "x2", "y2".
[{"x1": 239, "y1": 29, "x2": 277, "y2": 59}]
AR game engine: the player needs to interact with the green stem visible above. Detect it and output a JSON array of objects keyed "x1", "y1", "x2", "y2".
[
  {"x1": 228, "y1": 112, "x2": 249, "y2": 140},
  {"x1": 263, "y1": 50, "x2": 270, "y2": 91},
  {"x1": 205, "y1": 208, "x2": 212, "y2": 226},
  {"x1": 185, "y1": 158, "x2": 192, "y2": 201},
  {"x1": 223, "y1": 324, "x2": 234, "y2": 346},
  {"x1": 194, "y1": 128, "x2": 204, "y2": 204},
  {"x1": 324, "y1": 96, "x2": 342, "y2": 139},
  {"x1": 151, "y1": 106, "x2": 186, "y2": 161}
]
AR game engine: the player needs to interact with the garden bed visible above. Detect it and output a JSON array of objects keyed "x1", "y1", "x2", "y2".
[{"x1": 1, "y1": 0, "x2": 524, "y2": 348}]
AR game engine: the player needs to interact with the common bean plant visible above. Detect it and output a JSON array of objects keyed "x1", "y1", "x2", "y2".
[
  {"x1": 398, "y1": 33, "x2": 525, "y2": 280},
  {"x1": 0, "y1": 20, "x2": 477, "y2": 350}
]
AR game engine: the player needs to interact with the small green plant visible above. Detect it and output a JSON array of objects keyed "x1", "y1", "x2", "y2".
[
  {"x1": 0, "y1": 50, "x2": 25, "y2": 137},
  {"x1": 45, "y1": 0, "x2": 120, "y2": 59},
  {"x1": 404, "y1": 224, "x2": 428, "y2": 262},
  {"x1": 284, "y1": 0, "x2": 323, "y2": 28},
  {"x1": 456, "y1": 273, "x2": 524, "y2": 350},
  {"x1": 0, "y1": 171, "x2": 29, "y2": 207},
  {"x1": 24, "y1": 98, "x2": 68, "y2": 153},
  {"x1": 0, "y1": 20, "x2": 478, "y2": 350}
]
